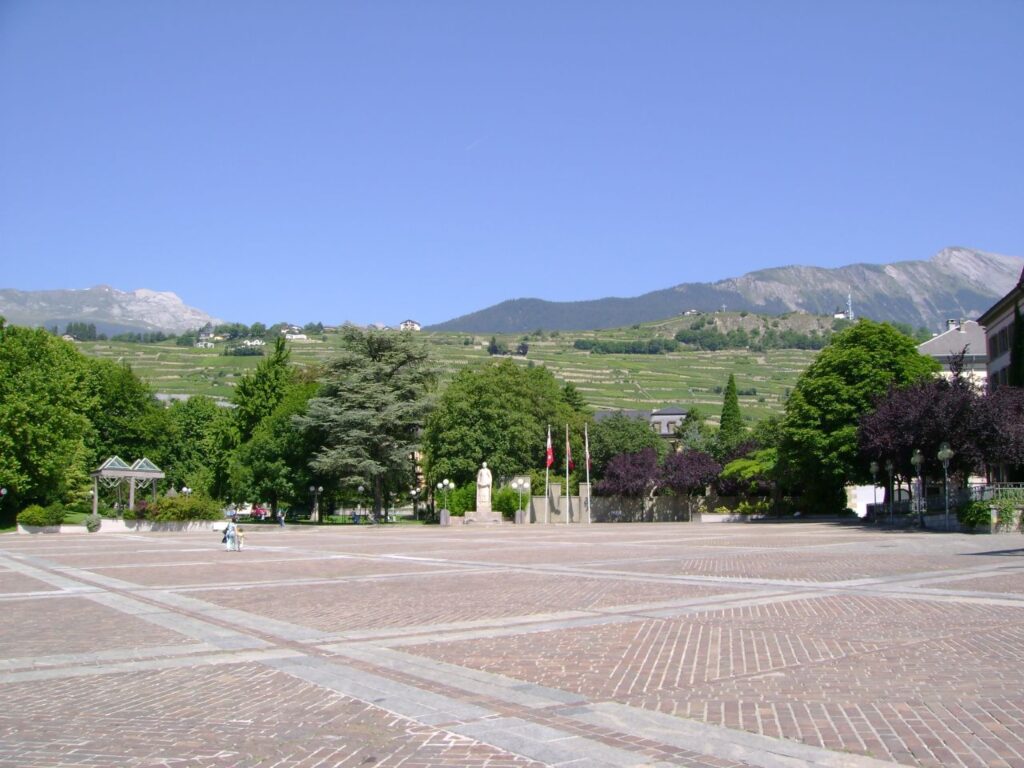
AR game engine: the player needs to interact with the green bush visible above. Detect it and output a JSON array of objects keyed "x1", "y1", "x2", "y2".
[
  {"x1": 18, "y1": 504, "x2": 65, "y2": 527},
  {"x1": 146, "y1": 494, "x2": 221, "y2": 522},
  {"x1": 493, "y1": 487, "x2": 519, "y2": 519},
  {"x1": 957, "y1": 501, "x2": 992, "y2": 532},
  {"x1": 736, "y1": 499, "x2": 769, "y2": 516},
  {"x1": 85, "y1": 513, "x2": 102, "y2": 532},
  {"x1": 447, "y1": 484, "x2": 475, "y2": 516},
  {"x1": 993, "y1": 497, "x2": 1022, "y2": 531}
]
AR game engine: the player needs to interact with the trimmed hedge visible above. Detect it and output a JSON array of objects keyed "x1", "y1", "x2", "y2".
[
  {"x1": 17, "y1": 504, "x2": 65, "y2": 527},
  {"x1": 145, "y1": 494, "x2": 221, "y2": 522}
]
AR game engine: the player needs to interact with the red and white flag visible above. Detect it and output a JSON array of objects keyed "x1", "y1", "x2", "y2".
[{"x1": 545, "y1": 427, "x2": 554, "y2": 468}]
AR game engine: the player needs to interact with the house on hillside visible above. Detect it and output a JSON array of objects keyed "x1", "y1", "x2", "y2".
[
  {"x1": 400, "y1": 319, "x2": 422, "y2": 331},
  {"x1": 650, "y1": 406, "x2": 689, "y2": 436},
  {"x1": 595, "y1": 406, "x2": 689, "y2": 440},
  {"x1": 242, "y1": 338, "x2": 266, "y2": 347},
  {"x1": 916, "y1": 319, "x2": 987, "y2": 384},
  {"x1": 978, "y1": 267, "x2": 1024, "y2": 388}
]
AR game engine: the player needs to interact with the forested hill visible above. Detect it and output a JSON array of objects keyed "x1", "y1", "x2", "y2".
[{"x1": 427, "y1": 247, "x2": 1022, "y2": 334}]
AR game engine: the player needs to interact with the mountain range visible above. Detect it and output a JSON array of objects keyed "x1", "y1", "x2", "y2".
[
  {"x1": 2, "y1": 247, "x2": 1020, "y2": 335},
  {"x1": 428, "y1": 247, "x2": 1022, "y2": 333},
  {"x1": 0, "y1": 285, "x2": 220, "y2": 336}
]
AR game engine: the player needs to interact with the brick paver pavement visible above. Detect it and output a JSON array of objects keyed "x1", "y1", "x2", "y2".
[{"x1": 1, "y1": 522, "x2": 1022, "y2": 767}]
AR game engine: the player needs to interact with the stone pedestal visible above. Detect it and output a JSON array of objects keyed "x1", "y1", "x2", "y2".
[{"x1": 464, "y1": 507, "x2": 502, "y2": 524}]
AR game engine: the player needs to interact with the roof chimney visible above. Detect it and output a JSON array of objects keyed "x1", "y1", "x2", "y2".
[{"x1": 946, "y1": 319, "x2": 961, "y2": 332}]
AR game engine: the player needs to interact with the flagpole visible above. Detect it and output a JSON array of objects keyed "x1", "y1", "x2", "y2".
[
  {"x1": 585, "y1": 422, "x2": 592, "y2": 524},
  {"x1": 565, "y1": 424, "x2": 571, "y2": 525},
  {"x1": 544, "y1": 425, "x2": 550, "y2": 525}
]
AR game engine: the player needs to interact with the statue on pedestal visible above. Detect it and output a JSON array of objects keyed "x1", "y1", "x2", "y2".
[{"x1": 476, "y1": 462, "x2": 492, "y2": 512}]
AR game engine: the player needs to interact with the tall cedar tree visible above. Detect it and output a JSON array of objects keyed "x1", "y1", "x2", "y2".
[
  {"x1": 297, "y1": 327, "x2": 437, "y2": 519},
  {"x1": 717, "y1": 373, "x2": 744, "y2": 457}
]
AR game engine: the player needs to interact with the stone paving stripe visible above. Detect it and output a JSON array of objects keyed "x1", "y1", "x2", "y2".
[
  {"x1": 572, "y1": 702, "x2": 903, "y2": 768},
  {"x1": 0, "y1": 554, "x2": 102, "y2": 592},
  {"x1": 144, "y1": 590, "x2": 335, "y2": 643},
  {"x1": 0, "y1": 648, "x2": 303, "y2": 684},
  {"x1": 332, "y1": 644, "x2": 588, "y2": 708},
  {"x1": 451, "y1": 716, "x2": 676, "y2": 768},
  {"x1": 82, "y1": 591, "x2": 273, "y2": 650},
  {"x1": 263, "y1": 655, "x2": 494, "y2": 726},
  {"x1": 0, "y1": 642, "x2": 219, "y2": 672}
]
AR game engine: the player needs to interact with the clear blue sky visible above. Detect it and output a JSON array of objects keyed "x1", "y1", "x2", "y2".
[{"x1": 1, "y1": 1, "x2": 1022, "y2": 326}]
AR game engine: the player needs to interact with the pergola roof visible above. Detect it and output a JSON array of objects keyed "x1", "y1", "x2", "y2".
[{"x1": 91, "y1": 456, "x2": 165, "y2": 480}]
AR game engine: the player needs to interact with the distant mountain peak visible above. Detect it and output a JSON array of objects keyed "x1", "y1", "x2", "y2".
[
  {"x1": 0, "y1": 285, "x2": 221, "y2": 334},
  {"x1": 428, "y1": 246, "x2": 1023, "y2": 333}
]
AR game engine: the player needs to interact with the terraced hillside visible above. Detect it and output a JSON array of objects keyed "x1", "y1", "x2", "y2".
[{"x1": 76, "y1": 313, "x2": 835, "y2": 422}]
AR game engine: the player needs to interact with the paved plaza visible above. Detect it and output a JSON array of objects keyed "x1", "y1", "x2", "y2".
[{"x1": 1, "y1": 522, "x2": 1023, "y2": 768}]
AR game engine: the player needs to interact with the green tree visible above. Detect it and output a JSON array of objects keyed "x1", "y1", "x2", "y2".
[
  {"x1": 232, "y1": 336, "x2": 294, "y2": 442},
  {"x1": 161, "y1": 396, "x2": 234, "y2": 494},
  {"x1": 422, "y1": 359, "x2": 588, "y2": 488},
  {"x1": 297, "y1": 327, "x2": 437, "y2": 519},
  {"x1": 0, "y1": 321, "x2": 93, "y2": 521},
  {"x1": 230, "y1": 382, "x2": 317, "y2": 512},
  {"x1": 674, "y1": 407, "x2": 716, "y2": 453},
  {"x1": 85, "y1": 359, "x2": 167, "y2": 468},
  {"x1": 588, "y1": 412, "x2": 666, "y2": 480},
  {"x1": 778, "y1": 319, "x2": 938, "y2": 511},
  {"x1": 716, "y1": 373, "x2": 745, "y2": 457}
]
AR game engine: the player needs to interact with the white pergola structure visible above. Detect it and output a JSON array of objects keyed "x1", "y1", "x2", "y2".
[{"x1": 91, "y1": 456, "x2": 166, "y2": 515}]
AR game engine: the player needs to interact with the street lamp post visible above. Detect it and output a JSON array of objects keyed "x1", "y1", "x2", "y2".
[
  {"x1": 357, "y1": 485, "x2": 364, "y2": 523},
  {"x1": 410, "y1": 488, "x2": 419, "y2": 520},
  {"x1": 910, "y1": 449, "x2": 925, "y2": 528},
  {"x1": 512, "y1": 478, "x2": 529, "y2": 525},
  {"x1": 869, "y1": 461, "x2": 879, "y2": 524},
  {"x1": 885, "y1": 460, "x2": 894, "y2": 527},
  {"x1": 436, "y1": 479, "x2": 453, "y2": 525},
  {"x1": 938, "y1": 442, "x2": 955, "y2": 531},
  {"x1": 309, "y1": 485, "x2": 323, "y2": 523},
  {"x1": 0, "y1": 488, "x2": 7, "y2": 506}
]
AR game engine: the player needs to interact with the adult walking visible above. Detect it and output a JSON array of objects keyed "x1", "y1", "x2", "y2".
[{"x1": 224, "y1": 517, "x2": 239, "y2": 552}]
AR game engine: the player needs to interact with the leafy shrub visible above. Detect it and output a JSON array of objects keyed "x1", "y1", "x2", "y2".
[
  {"x1": 492, "y1": 487, "x2": 519, "y2": 519},
  {"x1": 993, "y1": 497, "x2": 1022, "y2": 531},
  {"x1": 85, "y1": 513, "x2": 102, "y2": 532},
  {"x1": 18, "y1": 504, "x2": 65, "y2": 527},
  {"x1": 146, "y1": 494, "x2": 221, "y2": 522},
  {"x1": 713, "y1": 505, "x2": 732, "y2": 515},
  {"x1": 957, "y1": 501, "x2": 992, "y2": 531},
  {"x1": 736, "y1": 499, "x2": 769, "y2": 516},
  {"x1": 447, "y1": 484, "x2": 475, "y2": 516}
]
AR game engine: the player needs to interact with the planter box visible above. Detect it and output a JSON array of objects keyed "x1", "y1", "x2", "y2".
[
  {"x1": 16, "y1": 524, "x2": 62, "y2": 534},
  {"x1": 18, "y1": 519, "x2": 216, "y2": 534}
]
